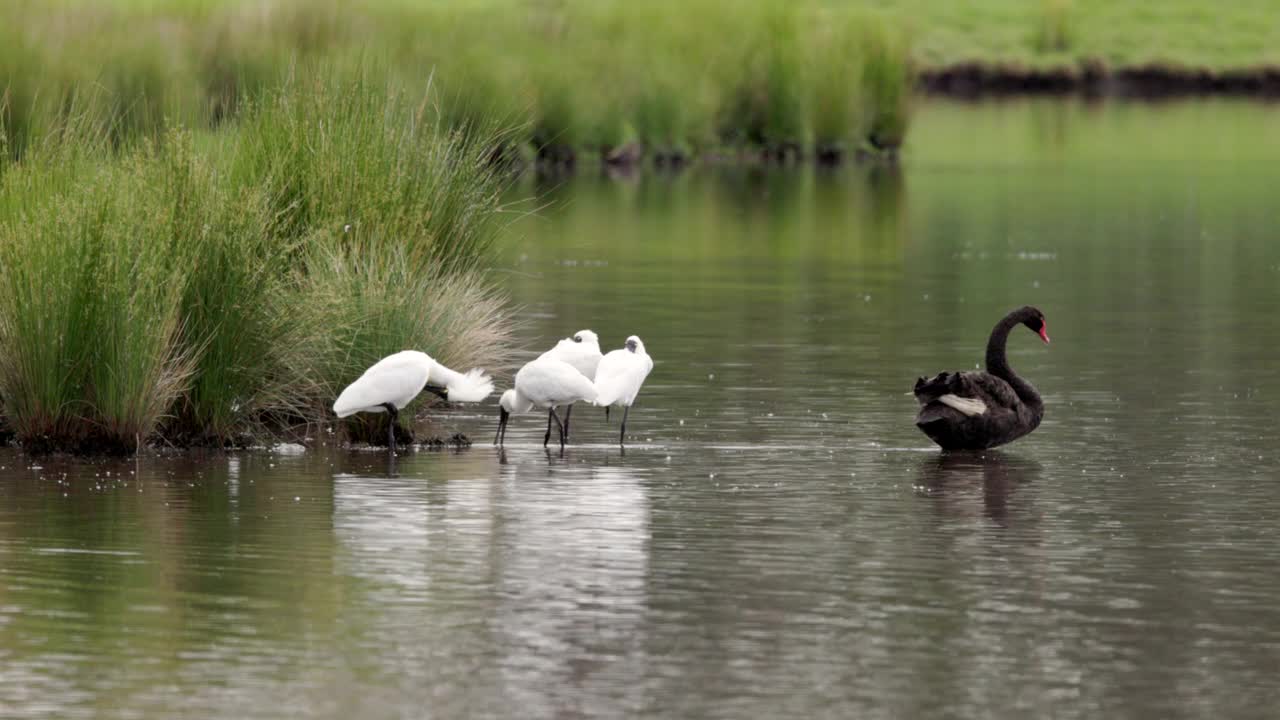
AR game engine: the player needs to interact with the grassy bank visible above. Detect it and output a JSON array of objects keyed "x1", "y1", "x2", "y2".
[
  {"x1": 0, "y1": 72, "x2": 513, "y2": 453},
  {"x1": 1, "y1": 0, "x2": 914, "y2": 166},
  {"x1": 880, "y1": 0, "x2": 1278, "y2": 71},
  {"x1": 876, "y1": 0, "x2": 1280, "y2": 95}
]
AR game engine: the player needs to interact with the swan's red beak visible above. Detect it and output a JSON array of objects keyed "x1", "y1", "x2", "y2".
[{"x1": 1038, "y1": 326, "x2": 1050, "y2": 344}]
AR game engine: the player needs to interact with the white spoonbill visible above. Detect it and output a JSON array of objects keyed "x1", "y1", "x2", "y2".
[
  {"x1": 333, "y1": 350, "x2": 494, "y2": 448},
  {"x1": 593, "y1": 335, "x2": 654, "y2": 445},
  {"x1": 537, "y1": 329, "x2": 602, "y2": 441},
  {"x1": 495, "y1": 357, "x2": 598, "y2": 451}
]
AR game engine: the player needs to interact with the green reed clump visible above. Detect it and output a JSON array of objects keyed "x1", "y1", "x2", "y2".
[
  {"x1": 225, "y1": 72, "x2": 515, "y2": 436},
  {"x1": 809, "y1": 11, "x2": 868, "y2": 157},
  {"x1": 0, "y1": 130, "x2": 192, "y2": 453},
  {"x1": 0, "y1": 0, "x2": 917, "y2": 165},
  {"x1": 711, "y1": 2, "x2": 809, "y2": 152},
  {"x1": 174, "y1": 72, "x2": 514, "y2": 444},
  {"x1": 0, "y1": 71, "x2": 515, "y2": 452},
  {"x1": 229, "y1": 70, "x2": 510, "y2": 274},
  {"x1": 157, "y1": 130, "x2": 300, "y2": 444},
  {"x1": 862, "y1": 19, "x2": 915, "y2": 152},
  {"x1": 0, "y1": 1, "x2": 195, "y2": 160},
  {"x1": 1032, "y1": 0, "x2": 1077, "y2": 54}
]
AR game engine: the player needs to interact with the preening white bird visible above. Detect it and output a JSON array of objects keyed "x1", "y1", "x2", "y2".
[
  {"x1": 536, "y1": 329, "x2": 602, "y2": 441},
  {"x1": 593, "y1": 335, "x2": 654, "y2": 445},
  {"x1": 495, "y1": 357, "x2": 598, "y2": 451},
  {"x1": 333, "y1": 350, "x2": 494, "y2": 448}
]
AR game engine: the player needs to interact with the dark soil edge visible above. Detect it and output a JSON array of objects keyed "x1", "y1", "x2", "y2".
[{"x1": 919, "y1": 60, "x2": 1280, "y2": 99}]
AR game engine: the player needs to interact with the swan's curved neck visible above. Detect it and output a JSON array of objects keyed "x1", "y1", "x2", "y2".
[{"x1": 985, "y1": 313, "x2": 1043, "y2": 408}]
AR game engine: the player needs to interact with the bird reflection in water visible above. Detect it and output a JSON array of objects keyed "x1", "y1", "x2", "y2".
[{"x1": 914, "y1": 451, "x2": 1042, "y2": 526}]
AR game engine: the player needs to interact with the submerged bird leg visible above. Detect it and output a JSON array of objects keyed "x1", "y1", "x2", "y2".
[
  {"x1": 605, "y1": 406, "x2": 610, "y2": 422},
  {"x1": 563, "y1": 404, "x2": 573, "y2": 442},
  {"x1": 496, "y1": 407, "x2": 511, "y2": 447},
  {"x1": 382, "y1": 402, "x2": 398, "y2": 451},
  {"x1": 549, "y1": 407, "x2": 567, "y2": 451},
  {"x1": 619, "y1": 405, "x2": 630, "y2": 446},
  {"x1": 544, "y1": 410, "x2": 553, "y2": 447}
]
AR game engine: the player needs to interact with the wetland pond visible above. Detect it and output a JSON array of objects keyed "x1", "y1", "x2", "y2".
[{"x1": 2, "y1": 99, "x2": 1280, "y2": 718}]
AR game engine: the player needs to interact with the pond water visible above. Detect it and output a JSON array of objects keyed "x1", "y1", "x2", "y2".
[{"x1": 3, "y1": 99, "x2": 1280, "y2": 718}]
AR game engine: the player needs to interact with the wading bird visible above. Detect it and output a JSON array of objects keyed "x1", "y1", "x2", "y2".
[
  {"x1": 594, "y1": 335, "x2": 654, "y2": 445},
  {"x1": 333, "y1": 350, "x2": 494, "y2": 449},
  {"x1": 913, "y1": 306, "x2": 1048, "y2": 450},
  {"x1": 495, "y1": 357, "x2": 598, "y2": 451},
  {"x1": 537, "y1": 329, "x2": 602, "y2": 441}
]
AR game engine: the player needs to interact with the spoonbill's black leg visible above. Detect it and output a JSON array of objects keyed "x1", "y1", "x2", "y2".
[
  {"x1": 544, "y1": 410, "x2": 553, "y2": 447},
  {"x1": 381, "y1": 403, "x2": 398, "y2": 451},
  {"x1": 563, "y1": 404, "x2": 573, "y2": 442},
  {"x1": 549, "y1": 407, "x2": 567, "y2": 452},
  {"x1": 619, "y1": 405, "x2": 629, "y2": 446},
  {"x1": 496, "y1": 407, "x2": 510, "y2": 447},
  {"x1": 605, "y1": 406, "x2": 610, "y2": 423}
]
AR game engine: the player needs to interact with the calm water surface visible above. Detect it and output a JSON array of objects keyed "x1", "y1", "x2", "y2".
[{"x1": 2, "y1": 100, "x2": 1280, "y2": 718}]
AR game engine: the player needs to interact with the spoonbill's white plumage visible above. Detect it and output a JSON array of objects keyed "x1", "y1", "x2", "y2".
[
  {"x1": 333, "y1": 350, "x2": 494, "y2": 448},
  {"x1": 536, "y1": 329, "x2": 602, "y2": 440},
  {"x1": 593, "y1": 335, "x2": 654, "y2": 445},
  {"x1": 496, "y1": 357, "x2": 598, "y2": 451},
  {"x1": 538, "y1": 329, "x2": 602, "y2": 379}
]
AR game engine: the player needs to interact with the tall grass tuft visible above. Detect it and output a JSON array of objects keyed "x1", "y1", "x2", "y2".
[
  {"x1": 715, "y1": 2, "x2": 810, "y2": 153},
  {"x1": 0, "y1": 69, "x2": 517, "y2": 452},
  {"x1": 0, "y1": 0, "x2": 917, "y2": 164},
  {"x1": 1033, "y1": 0, "x2": 1077, "y2": 55},
  {"x1": 229, "y1": 69, "x2": 511, "y2": 274},
  {"x1": 861, "y1": 19, "x2": 915, "y2": 153},
  {"x1": 0, "y1": 130, "x2": 192, "y2": 453},
  {"x1": 810, "y1": 11, "x2": 868, "y2": 158},
  {"x1": 227, "y1": 71, "x2": 517, "y2": 439}
]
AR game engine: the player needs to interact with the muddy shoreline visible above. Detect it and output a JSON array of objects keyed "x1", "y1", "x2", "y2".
[{"x1": 919, "y1": 61, "x2": 1280, "y2": 98}]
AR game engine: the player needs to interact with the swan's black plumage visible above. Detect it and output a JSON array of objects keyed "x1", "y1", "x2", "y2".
[{"x1": 914, "y1": 306, "x2": 1048, "y2": 450}]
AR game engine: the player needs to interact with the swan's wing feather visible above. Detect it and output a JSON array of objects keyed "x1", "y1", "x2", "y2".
[
  {"x1": 938, "y1": 394, "x2": 987, "y2": 416},
  {"x1": 915, "y1": 370, "x2": 1019, "y2": 410},
  {"x1": 963, "y1": 372, "x2": 1021, "y2": 410},
  {"x1": 913, "y1": 371, "x2": 962, "y2": 404}
]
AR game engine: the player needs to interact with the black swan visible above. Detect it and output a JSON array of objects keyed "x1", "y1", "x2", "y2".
[{"x1": 913, "y1": 306, "x2": 1049, "y2": 450}]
